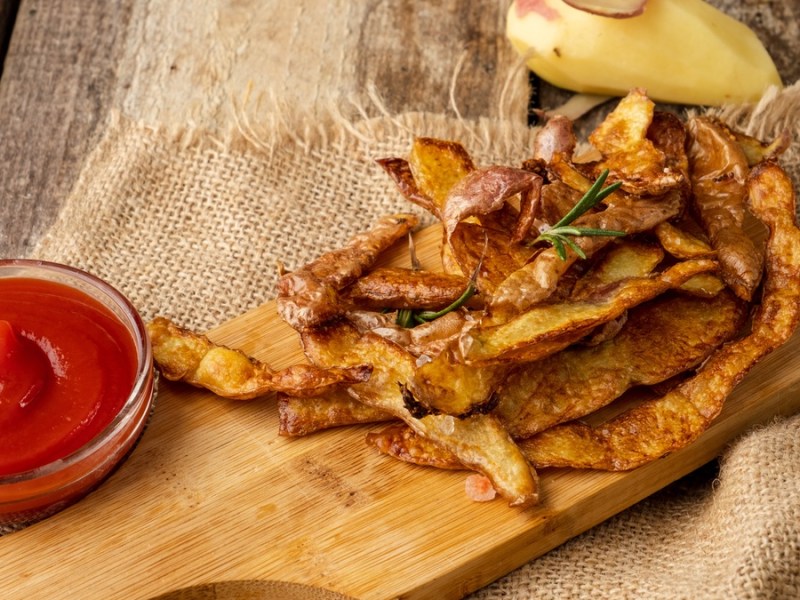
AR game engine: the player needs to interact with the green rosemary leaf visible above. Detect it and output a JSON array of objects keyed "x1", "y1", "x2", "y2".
[
  {"x1": 552, "y1": 169, "x2": 612, "y2": 229},
  {"x1": 549, "y1": 235, "x2": 567, "y2": 261},
  {"x1": 531, "y1": 169, "x2": 627, "y2": 261},
  {"x1": 396, "y1": 308, "x2": 415, "y2": 328},
  {"x1": 560, "y1": 235, "x2": 587, "y2": 260},
  {"x1": 569, "y1": 227, "x2": 626, "y2": 237}
]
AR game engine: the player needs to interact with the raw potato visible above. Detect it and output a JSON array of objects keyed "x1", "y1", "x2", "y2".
[{"x1": 506, "y1": 0, "x2": 782, "y2": 106}]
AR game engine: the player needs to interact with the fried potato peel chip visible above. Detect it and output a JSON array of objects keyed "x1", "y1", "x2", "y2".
[
  {"x1": 497, "y1": 290, "x2": 747, "y2": 439},
  {"x1": 366, "y1": 422, "x2": 464, "y2": 470},
  {"x1": 343, "y1": 267, "x2": 471, "y2": 310},
  {"x1": 570, "y1": 240, "x2": 664, "y2": 299},
  {"x1": 406, "y1": 349, "x2": 506, "y2": 418},
  {"x1": 301, "y1": 320, "x2": 539, "y2": 507},
  {"x1": 519, "y1": 161, "x2": 800, "y2": 470},
  {"x1": 441, "y1": 166, "x2": 540, "y2": 238},
  {"x1": 687, "y1": 116, "x2": 763, "y2": 301},
  {"x1": 588, "y1": 88, "x2": 684, "y2": 195},
  {"x1": 276, "y1": 213, "x2": 418, "y2": 331},
  {"x1": 147, "y1": 317, "x2": 372, "y2": 400},
  {"x1": 489, "y1": 190, "x2": 682, "y2": 317},
  {"x1": 654, "y1": 221, "x2": 715, "y2": 259},
  {"x1": 408, "y1": 137, "x2": 476, "y2": 215},
  {"x1": 463, "y1": 258, "x2": 717, "y2": 365},
  {"x1": 278, "y1": 389, "x2": 394, "y2": 437}
]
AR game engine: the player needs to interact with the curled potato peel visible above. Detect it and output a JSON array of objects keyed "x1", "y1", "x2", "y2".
[{"x1": 521, "y1": 162, "x2": 800, "y2": 470}]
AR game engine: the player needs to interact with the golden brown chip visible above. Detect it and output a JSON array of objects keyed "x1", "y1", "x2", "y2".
[
  {"x1": 342, "y1": 267, "x2": 471, "y2": 310},
  {"x1": 376, "y1": 158, "x2": 440, "y2": 218},
  {"x1": 588, "y1": 88, "x2": 684, "y2": 196},
  {"x1": 687, "y1": 116, "x2": 763, "y2": 301},
  {"x1": 654, "y1": 221, "x2": 716, "y2": 259},
  {"x1": 547, "y1": 153, "x2": 627, "y2": 206},
  {"x1": 570, "y1": 240, "x2": 664, "y2": 300},
  {"x1": 301, "y1": 320, "x2": 539, "y2": 507},
  {"x1": 678, "y1": 273, "x2": 726, "y2": 298},
  {"x1": 519, "y1": 161, "x2": 800, "y2": 470},
  {"x1": 496, "y1": 290, "x2": 747, "y2": 439},
  {"x1": 406, "y1": 349, "x2": 506, "y2": 418},
  {"x1": 489, "y1": 190, "x2": 682, "y2": 318},
  {"x1": 408, "y1": 137, "x2": 475, "y2": 215},
  {"x1": 533, "y1": 114, "x2": 577, "y2": 163},
  {"x1": 442, "y1": 166, "x2": 540, "y2": 238},
  {"x1": 366, "y1": 423, "x2": 464, "y2": 470},
  {"x1": 510, "y1": 180, "x2": 543, "y2": 244},
  {"x1": 147, "y1": 317, "x2": 372, "y2": 400},
  {"x1": 276, "y1": 213, "x2": 418, "y2": 331},
  {"x1": 646, "y1": 110, "x2": 690, "y2": 186},
  {"x1": 464, "y1": 258, "x2": 717, "y2": 365},
  {"x1": 447, "y1": 221, "x2": 536, "y2": 294},
  {"x1": 278, "y1": 389, "x2": 394, "y2": 437}
]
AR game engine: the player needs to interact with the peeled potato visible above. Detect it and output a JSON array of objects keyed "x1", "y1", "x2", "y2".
[{"x1": 506, "y1": 0, "x2": 782, "y2": 106}]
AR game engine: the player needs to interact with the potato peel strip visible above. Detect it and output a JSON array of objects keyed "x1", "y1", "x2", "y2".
[{"x1": 521, "y1": 161, "x2": 800, "y2": 470}]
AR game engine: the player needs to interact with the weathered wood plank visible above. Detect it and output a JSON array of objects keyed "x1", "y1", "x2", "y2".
[{"x1": 0, "y1": 0, "x2": 134, "y2": 258}]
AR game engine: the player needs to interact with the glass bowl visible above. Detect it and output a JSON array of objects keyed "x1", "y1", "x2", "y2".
[{"x1": 0, "y1": 259, "x2": 156, "y2": 532}]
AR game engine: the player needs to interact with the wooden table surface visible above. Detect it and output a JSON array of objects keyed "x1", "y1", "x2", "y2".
[{"x1": 1, "y1": 0, "x2": 798, "y2": 259}]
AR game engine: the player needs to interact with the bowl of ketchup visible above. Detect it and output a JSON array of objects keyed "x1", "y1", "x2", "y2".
[{"x1": 0, "y1": 259, "x2": 156, "y2": 531}]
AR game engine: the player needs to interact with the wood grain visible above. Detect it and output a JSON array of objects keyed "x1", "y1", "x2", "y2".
[
  {"x1": 0, "y1": 0, "x2": 134, "y2": 258},
  {"x1": 2, "y1": 224, "x2": 799, "y2": 600}
]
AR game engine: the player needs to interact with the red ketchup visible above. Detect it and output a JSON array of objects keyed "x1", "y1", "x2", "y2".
[{"x1": 0, "y1": 278, "x2": 137, "y2": 476}]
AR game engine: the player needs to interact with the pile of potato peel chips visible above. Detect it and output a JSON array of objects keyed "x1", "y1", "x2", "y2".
[{"x1": 148, "y1": 89, "x2": 800, "y2": 508}]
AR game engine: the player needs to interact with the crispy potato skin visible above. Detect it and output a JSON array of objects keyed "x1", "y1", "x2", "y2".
[
  {"x1": 520, "y1": 162, "x2": 800, "y2": 470},
  {"x1": 588, "y1": 89, "x2": 684, "y2": 196},
  {"x1": 276, "y1": 214, "x2": 418, "y2": 331},
  {"x1": 147, "y1": 317, "x2": 371, "y2": 400},
  {"x1": 366, "y1": 423, "x2": 464, "y2": 470},
  {"x1": 343, "y1": 267, "x2": 470, "y2": 310},
  {"x1": 408, "y1": 137, "x2": 475, "y2": 214},
  {"x1": 278, "y1": 390, "x2": 393, "y2": 437},
  {"x1": 301, "y1": 320, "x2": 539, "y2": 507},
  {"x1": 497, "y1": 290, "x2": 747, "y2": 439},
  {"x1": 687, "y1": 116, "x2": 763, "y2": 301}
]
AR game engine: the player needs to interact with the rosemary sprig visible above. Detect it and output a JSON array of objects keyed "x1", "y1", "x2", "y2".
[
  {"x1": 395, "y1": 235, "x2": 484, "y2": 328},
  {"x1": 394, "y1": 274, "x2": 478, "y2": 327},
  {"x1": 414, "y1": 282, "x2": 476, "y2": 324},
  {"x1": 534, "y1": 169, "x2": 626, "y2": 260}
]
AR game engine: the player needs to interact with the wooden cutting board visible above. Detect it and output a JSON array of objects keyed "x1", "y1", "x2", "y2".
[{"x1": 2, "y1": 225, "x2": 800, "y2": 600}]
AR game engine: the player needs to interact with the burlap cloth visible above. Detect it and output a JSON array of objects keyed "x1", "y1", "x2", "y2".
[{"x1": 32, "y1": 84, "x2": 800, "y2": 599}]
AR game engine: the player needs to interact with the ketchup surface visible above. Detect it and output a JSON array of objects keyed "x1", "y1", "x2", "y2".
[{"x1": 0, "y1": 277, "x2": 137, "y2": 476}]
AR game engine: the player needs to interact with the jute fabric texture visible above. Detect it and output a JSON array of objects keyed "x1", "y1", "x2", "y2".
[{"x1": 32, "y1": 83, "x2": 800, "y2": 599}]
